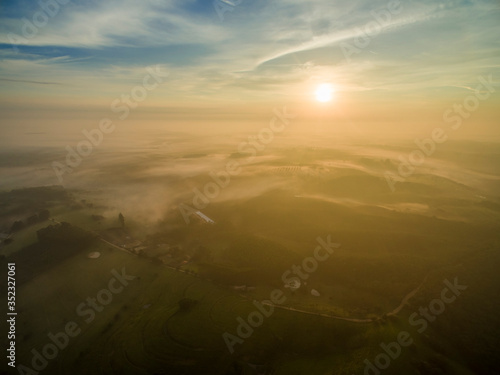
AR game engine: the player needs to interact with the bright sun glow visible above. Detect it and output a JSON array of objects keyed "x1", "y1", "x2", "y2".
[{"x1": 315, "y1": 83, "x2": 334, "y2": 103}]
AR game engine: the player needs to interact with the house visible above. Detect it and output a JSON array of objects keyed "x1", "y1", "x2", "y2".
[{"x1": 195, "y1": 211, "x2": 215, "y2": 224}]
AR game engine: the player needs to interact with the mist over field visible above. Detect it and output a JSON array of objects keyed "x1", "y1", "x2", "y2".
[{"x1": 1, "y1": 0, "x2": 500, "y2": 374}]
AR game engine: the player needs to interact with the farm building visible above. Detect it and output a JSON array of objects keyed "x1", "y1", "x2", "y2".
[{"x1": 195, "y1": 211, "x2": 215, "y2": 224}]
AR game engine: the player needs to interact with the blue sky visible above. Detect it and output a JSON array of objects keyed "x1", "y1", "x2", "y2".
[{"x1": 0, "y1": 0, "x2": 499, "y2": 114}]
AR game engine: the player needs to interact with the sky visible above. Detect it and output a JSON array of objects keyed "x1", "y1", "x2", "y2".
[{"x1": 0, "y1": 0, "x2": 499, "y2": 143}]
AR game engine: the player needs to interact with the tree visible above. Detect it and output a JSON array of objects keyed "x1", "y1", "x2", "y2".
[
  {"x1": 118, "y1": 213, "x2": 125, "y2": 228},
  {"x1": 36, "y1": 222, "x2": 94, "y2": 244},
  {"x1": 26, "y1": 214, "x2": 39, "y2": 225},
  {"x1": 10, "y1": 220, "x2": 25, "y2": 233},
  {"x1": 38, "y1": 209, "x2": 50, "y2": 221}
]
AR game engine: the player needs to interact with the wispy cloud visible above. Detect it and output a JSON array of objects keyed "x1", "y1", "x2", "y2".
[
  {"x1": 0, "y1": 0, "x2": 498, "y2": 106},
  {"x1": 0, "y1": 0, "x2": 226, "y2": 48},
  {"x1": 0, "y1": 78, "x2": 61, "y2": 85}
]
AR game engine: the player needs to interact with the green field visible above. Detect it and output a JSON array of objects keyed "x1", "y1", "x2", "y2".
[{"x1": 1, "y1": 140, "x2": 499, "y2": 374}]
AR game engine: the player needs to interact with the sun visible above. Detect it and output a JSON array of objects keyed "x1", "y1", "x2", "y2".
[{"x1": 315, "y1": 83, "x2": 334, "y2": 103}]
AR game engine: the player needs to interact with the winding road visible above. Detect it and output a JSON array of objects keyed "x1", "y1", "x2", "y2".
[
  {"x1": 56, "y1": 218, "x2": 429, "y2": 324},
  {"x1": 240, "y1": 274, "x2": 429, "y2": 324}
]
